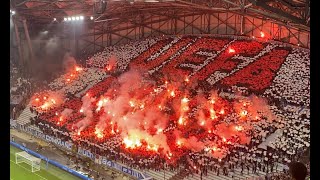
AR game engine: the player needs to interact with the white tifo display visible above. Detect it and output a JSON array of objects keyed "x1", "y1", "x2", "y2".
[{"x1": 15, "y1": 151, "x2": 41, "y2": 172}]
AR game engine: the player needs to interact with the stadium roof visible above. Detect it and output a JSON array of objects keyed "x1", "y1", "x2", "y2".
[{"x1": 11, "y1": 0, "x2": 309, "y2": 31}]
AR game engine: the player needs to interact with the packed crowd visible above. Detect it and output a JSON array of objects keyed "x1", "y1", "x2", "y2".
[
  {"x1": 27, "y1": 35, "x2": 309, "y2": 179},
  {"x1": 10, "y1": 60, "x2": 33, "y2": 119}
]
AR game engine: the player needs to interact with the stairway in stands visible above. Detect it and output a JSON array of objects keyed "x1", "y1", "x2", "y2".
[
  {"x1": 170, "y1": 168, "x2": 190, "y2": 180},
  {"x1": 16, "y1": 104, "x2": 34, "y2": 126},
  {"x1": 145, "y1": 169, "x2": 179, "y2": 180}
]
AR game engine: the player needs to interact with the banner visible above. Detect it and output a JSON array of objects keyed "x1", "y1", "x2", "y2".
[
  {"x1": 100, "y1": 156, "x2": 151, "y2": 180},
  {"x1": 77, "y1": 147, "x2": 95, "y2": 160},
  {"x1": 15, "y1": 124, "x2": 73, "y2": 150}
]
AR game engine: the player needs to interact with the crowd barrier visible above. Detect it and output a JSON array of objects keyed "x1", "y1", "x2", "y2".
[{"x1": 10, "y1": 141, "x2": 91, "y2": 180}]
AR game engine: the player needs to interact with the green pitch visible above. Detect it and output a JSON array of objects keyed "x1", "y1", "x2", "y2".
[{"x1": 10, "y1": 145, "x2": 83, "y2": 180}]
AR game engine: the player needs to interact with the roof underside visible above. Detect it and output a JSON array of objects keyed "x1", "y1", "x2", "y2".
[{"x1": 11, "y1": 0, "x2": 309, "y2": 31}]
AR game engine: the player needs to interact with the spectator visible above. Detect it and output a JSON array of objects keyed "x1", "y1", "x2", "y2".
[{"x1": 289, "y1": 162, "x2": 307, "y2": 180}]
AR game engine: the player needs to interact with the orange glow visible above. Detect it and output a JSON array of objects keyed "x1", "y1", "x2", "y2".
[
  {"x1": 67, "y1": 78, "x2": 71, "y2": 82},
  {"x1": 178, "y1": 117, "x2": 184, "y2": 125},
  {"x1": 181, "y1": 97, "x2": 189, "y2": 103},
  {"x1": 129, "y1": 100, "x2": 135, "y2": 107},
  {"x1": 260, "y1": 31, "x2": 265, "y2": 38},
  {"x1": 229, "y1": 48, "x2": 235, "y2": 53},
  {"x1": 210, "y1": 109, "x2": 217, "y2": 120},
  {"x1": 194, "y1": 166, "x2": 197, "y2": 169},
  {"x1": 78, "y1": 131, "x2": 80, "y2": 136},
  {"x1": 75, "y1": 66, "x2": 83, "y2": 72},
  {"x1": 95, "y1": 128, "x2": 104, "y2": 139},
  {"x1": 97, "y1": 100, "x2": 103, "y2": 107},
  {"x1": 222, "y1": 137, "x2": 226, "y2": 142},
  {"x1": 219, "y1": 109, "x2": 225, "y2": 115},
  {"x1": 170, "y1": 90, "x2": 175, "y2": 97},
  {"x1": 43, "y1": 96, "x2": 47, "y2": 100},
  {"x1": 103, "y1": 98, "x2": 109, "y2": 103},
  {"x1": 156, "y1": 128, "x2": 163, "y2": 134},
  {"x1": 70, "y1": 74, "x2": 74, "y2": 77},
  {"x1": 59, "y1": 116, "x2": 63, "y2": 122},
  {"x1": 106, "y1": 65, "x2": 111, "y2": 71},
  {"x1": 177, "y1": 140, "x2": 182, "y2": 146},
  {"x1": 240, "y1": 110, "x2": 248, "y2": 116},
  {"x1": 147, "y1": 144, "x2": 159, "y2": 152},
  {"x1": 57, "y1": 122, "x2": 60, "y2": 125},
  {"x1": 41, "y1": 102, "x2": 49, "y2": 109},
  {"x1": 123, "y1": 137, "x2": 142, "y2": 148},
  {"x1": 210, "y1": 99, "x2": 215, "y2": 104},
  {"x1": 185, "y1": 77, "x2": 189, "y2": 82},
  {"x1": 51, "y1": 99, "x2": 56, "y2": 104},
  {"x1": 79, "y1": 109, "x2": 83, "y2": 113},
  {"x1": 208, "y1": 130, "x2": 212, "y2": 133},
  {"x1": 200, "y1": 121, "x2": 205, "y2": 126},
  {"x1": 55, "y1": 112, "x2": 58, "y2": 116},
  {"x1": 235, "y1": 125, "x2": 243, "y2": 131},
  {"x1": 35, "y1": 98, "x2": 39, "y2": 101}
]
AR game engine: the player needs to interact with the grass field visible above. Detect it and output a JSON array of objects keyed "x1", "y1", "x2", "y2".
[{"x1": 10, "y1": 145, "x2": 83, "y2": 180}]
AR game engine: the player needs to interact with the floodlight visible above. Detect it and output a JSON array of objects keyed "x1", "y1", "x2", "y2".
[
  {"x1": 68, "y1": 17, "x2": 71, "y2": 21},
  {"x1": 76, "y1": 16, "x2": 80, "y2": 20},
  {"x1": 64, "y1": 18, "x2": 67, "y2": 21},
  {"x1": 90, "y1": 16, "x2": 94, "y2": 20},
  {"x1": 80, "y1": 16, "x2": 84, "y2": 20},
  {"x1": 72, "y1": 17, "x2": 75, "y2": 21}
]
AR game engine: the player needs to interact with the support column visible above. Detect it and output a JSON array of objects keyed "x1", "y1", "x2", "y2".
[
  {"x1": 22, "y1": 19, "x2": 34, "y2": 62},
  {"x1": 13, "y1": 18, "x2": 24, "y2": 64},
  {"x1": 141, "y1": 14, "x2": 145, "y2": 38},
  {"x1": 240, "y1": 15, "x2": 244, "y2": 35}
]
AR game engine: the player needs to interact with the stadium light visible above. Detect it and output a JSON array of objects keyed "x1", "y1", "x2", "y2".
[
  {"x1": 90, "y1": 16, "x2": 94, "y2": 20},
  {"x1": 11, "y1": 10, "x2": 16, "y2": 15},
  {"x1": 64, "y1": 15, "x2": 85, "y2": 22},
  {"x1": 53, "y1": 18, "x2": 57, "y2": 21}
]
